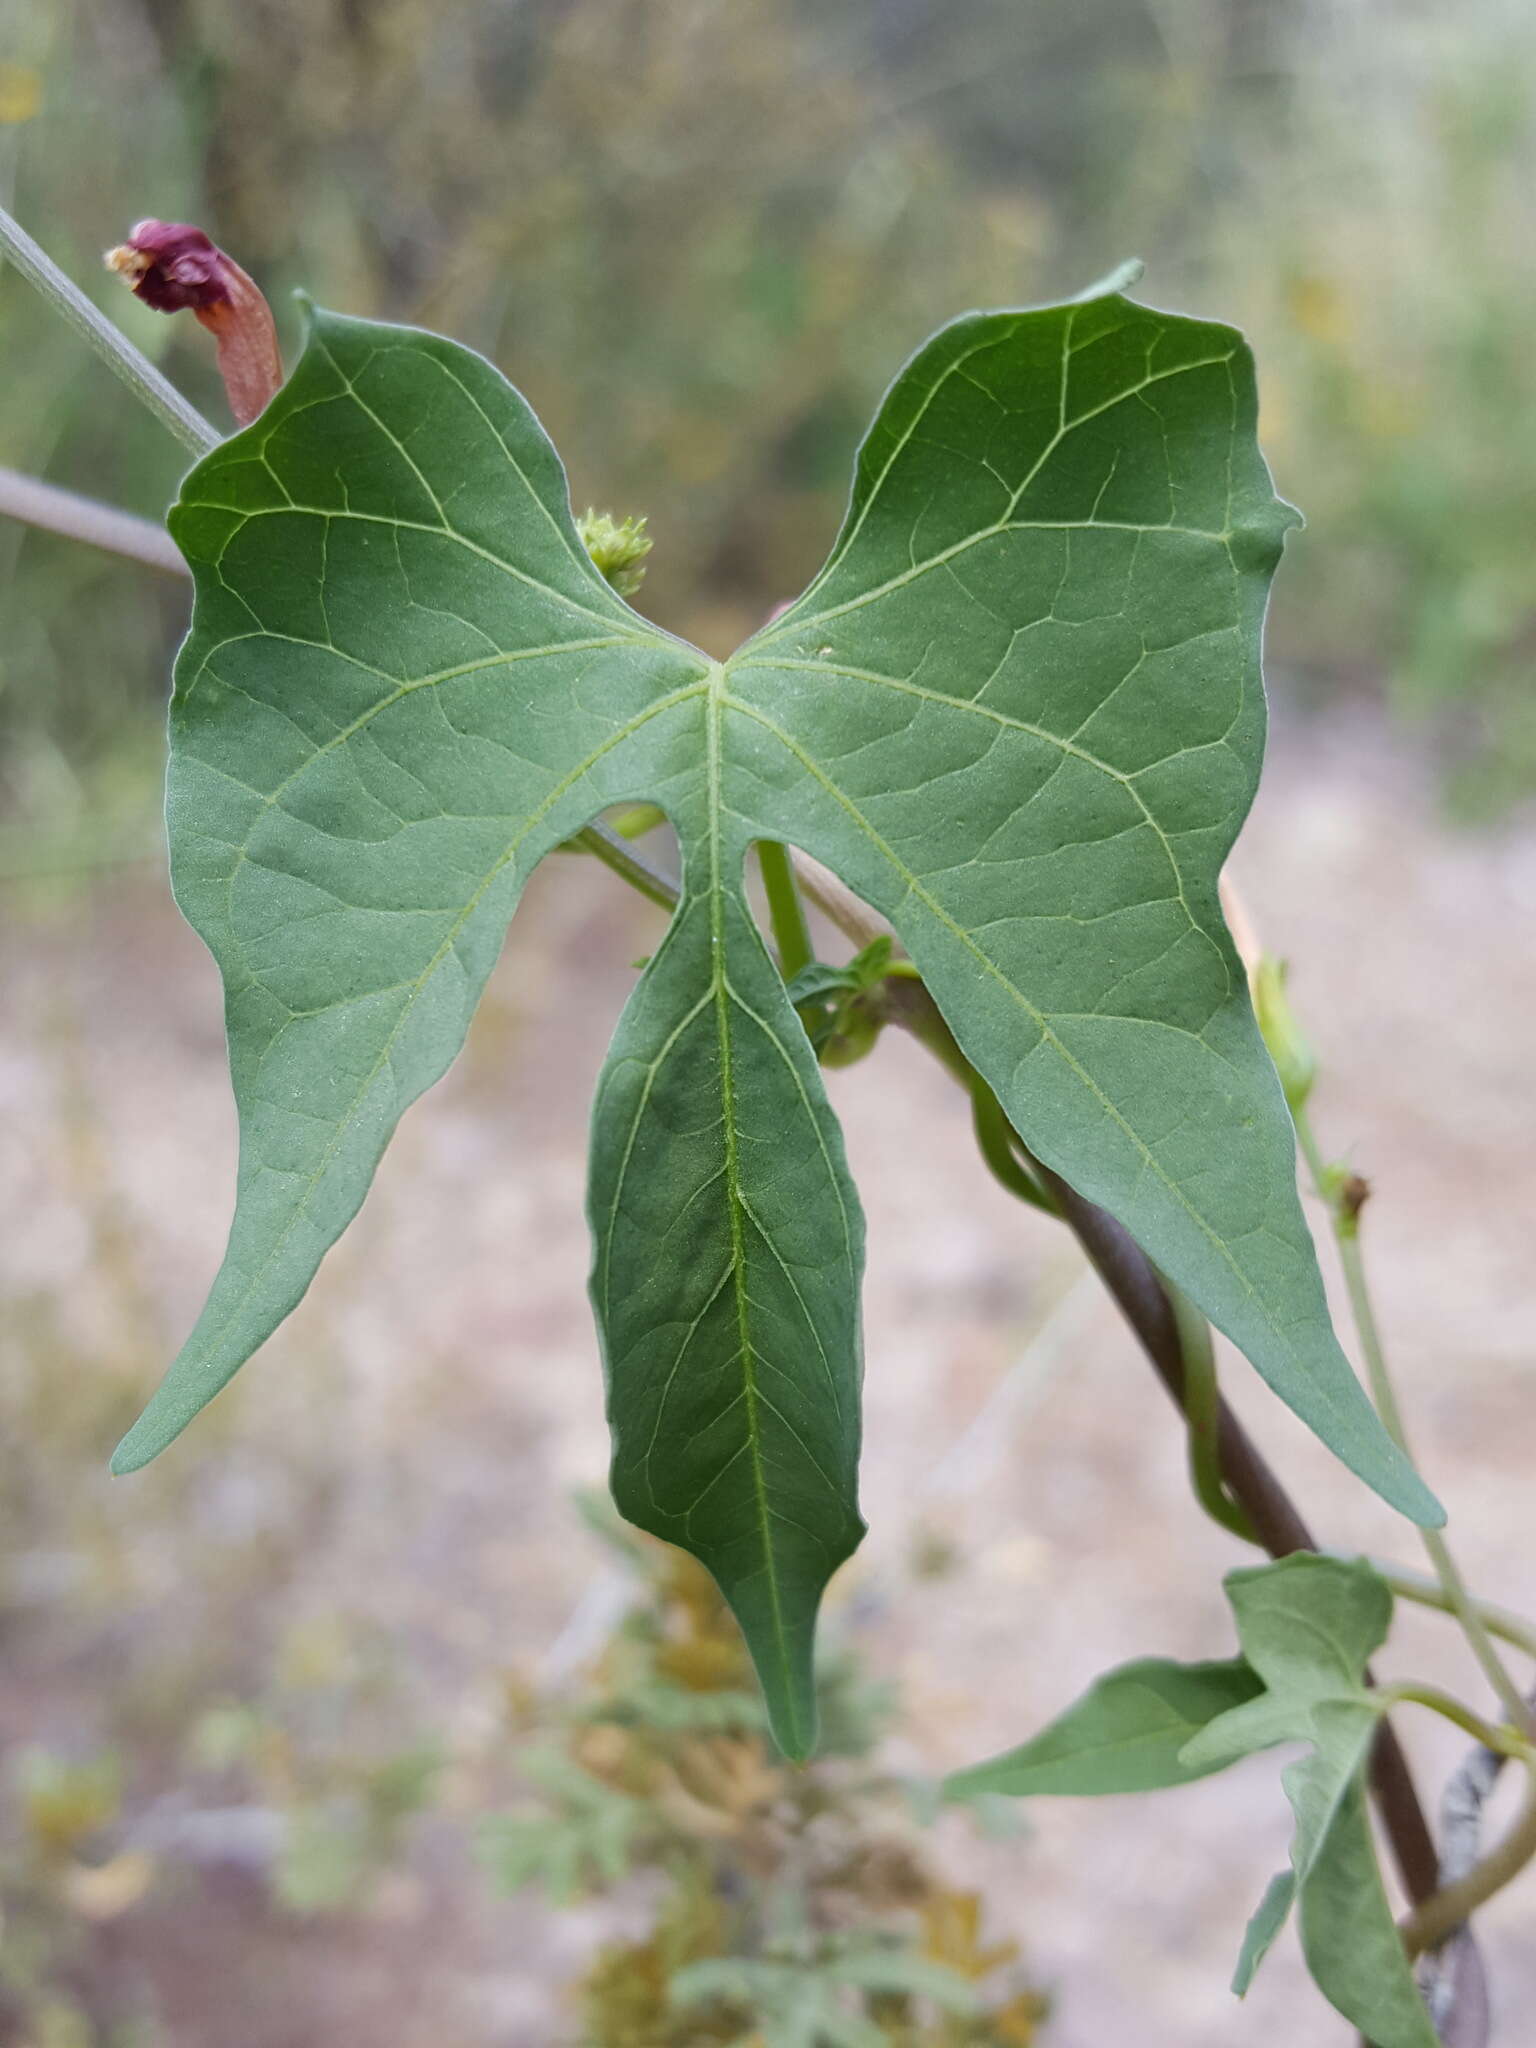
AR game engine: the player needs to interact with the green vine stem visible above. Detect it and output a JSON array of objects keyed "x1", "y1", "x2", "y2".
[
  {"x1": 1162, "y1": 1276, "x2": 1259, "y2": 1544},
  {"x1": 851, "y1": 968, "x2": 1454, "y2": 1923},
  {"x1": 1293, "y1": 1101, "x2": 1534, "y2": 1737},
  {"x1": 1367, "y1": 1560, "x2": 1536, "y2": 1667},
  {"x1": 1402, "y1": 1760, "x2": 1536, "y2": 1959},
  {"x1": 608, "y1": 802, "x2": 668, "y2": 839},
  {"x1": 1006, "y1": 1126, "x2": 1443, "y2": 1916},
  {"x1": 572, "y1": 823, "x2": 679, "y2": 912},
  {"x1": 1382, "y1": 1682, "x2": 1532, "y2": 1761},
  {"x1": 758, "y1": 839, "x2": 814, "y2": 981},
  {"x1": 0, "y1": 202, "x2": 220, "y2": 457},
  {"x1": 968, "y1": 1075, "x2": 1061, "y2": 1217}
]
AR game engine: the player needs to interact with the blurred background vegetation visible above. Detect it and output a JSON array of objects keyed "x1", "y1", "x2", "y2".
[
  {"x1": 3, "y1": 3, "x2": 1536, "y2": 2042},
  {"x1": 3, "y1": 0, "x2": 1536, "y2": 866}
]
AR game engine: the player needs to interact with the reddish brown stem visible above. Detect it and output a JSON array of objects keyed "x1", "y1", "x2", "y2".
[
  {"x1": 1028, "y1": 1156, "x2": 1442, "y2": 1908},
  {"x1": 879, "y1": 977, "x2": 1444, "y2": 1914}
]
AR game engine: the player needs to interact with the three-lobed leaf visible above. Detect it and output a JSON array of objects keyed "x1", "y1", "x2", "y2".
[
  {"x1": 945, "y1": 1557, "x2": 1438, "y2": 2044},
  {"x1": 1181, "y1": 1554, "x2": 1437, "y2": 2046},
  {"x1": 124, "y1": 284, "x2": 1437, "y2": 1756}
]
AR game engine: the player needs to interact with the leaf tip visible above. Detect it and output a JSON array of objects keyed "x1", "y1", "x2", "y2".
[
  {"x1": 108, "y1": 1429, "x2": 154, "y2": 1478},
  {"x1": 1409, "y1": 1481, "x2": 1448, "y2": 1531},
  {"x1": 109, "y1": 1390, "x2": 188, "y2": 1476},
  {"x1": 1370, "y1": 1446, "x2": 1445, "y2": 1530},
  {"x1": 765, "y1": 1690, "x2": 818, "y2": 1766}
]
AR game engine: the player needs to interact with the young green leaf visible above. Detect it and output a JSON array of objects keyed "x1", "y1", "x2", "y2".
[
  {"x1": 125, "y1": 283, "x2": 1438, "y2": 1753},
  {"x1": 1230, "y1": 1871, "x2": 1295, "y2": 1996},
  {"x1": 1296, "y1": 1779, "x2": 1441, "y2": 2048},
  {"x1": 941, "y1": 1655, "x2": 1261, "y2": 1800},
  {"x1": 1180, "y1": 1554, "x2": 1424, "y2": 2030}
]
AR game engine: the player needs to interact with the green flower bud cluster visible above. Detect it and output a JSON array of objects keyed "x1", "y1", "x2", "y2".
[{"x1": 577, "y1": 508, "x2": 653, "y2": 598}]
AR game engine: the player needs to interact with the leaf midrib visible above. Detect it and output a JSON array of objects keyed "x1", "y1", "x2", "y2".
[{"x1": 704, "y1": 662, "x2": 799, "y2": 1745}]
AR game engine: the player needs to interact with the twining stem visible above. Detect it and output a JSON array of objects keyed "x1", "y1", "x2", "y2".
[
  {"x1": 968, "y1": 1075, "x2": 1061, "y2": 1217},
  {"x1": 1162, "y1": 1275, "x2": 1259, "y2": 1544},
  {"x1": 1293, "y1": 1105, "x2": 1534, "y2": 1736},
  {"x1": 1369, "y1": 1560, "x2": 1536, "y2": 1666},
  {"x1": 1384, "y1": 1683, "x2": 1531, "y2": 1760},
  {"x1": 1402, "y1": 1761, "x2": 1536, "y2": 1958},
  {"x1": 757, "y1": 839, "x2": 814, "y2": 981},
  {"x1": 540, "y1": 786, "x2": 1536, "y2": 1973},
  {"x1": 0, "y1": 203, "x2": 220, "y2": 457},
  {"x1": 574, "y1": 823, "x2": 679, "y2": 912},
  {"x1": 861, "y1": 970, "x2": 1448, "y2": 1909},
  {"x1": 1011, "y1": 1128, "x2": 1443, "y2": 1912}
]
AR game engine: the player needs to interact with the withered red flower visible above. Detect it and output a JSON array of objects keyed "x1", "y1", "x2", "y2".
[{"x1": 106, "y1": 219, "x2": 282, "y2": 430}]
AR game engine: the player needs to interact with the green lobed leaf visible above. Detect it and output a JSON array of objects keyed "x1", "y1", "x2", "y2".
[
  {"x1": 124, "y1": 285, "x2": 1439, "y2": 1753},
  {"x1": 1182, "y1": 1554, "x2": 1389, "y2": 1980},
  {"x1": 941, "y1": 1655, "x2": 1262, "y2": 1800},
  {"x1": 1181, "y1": 1554, "x2": 1429, "y2": 2032},
  {"x1": 1296, "y1": 1779, "x2": 1440, "y2": 2048},
  {"x1": 727, "y1": 295, "x2": 1435, "y2": 1531},
  {"x1": 1181, "y1": 1552, "x2": 1390, "y2": 1789}
]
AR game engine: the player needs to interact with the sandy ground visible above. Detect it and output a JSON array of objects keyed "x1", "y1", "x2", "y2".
[{"x1": 3, "y1": 692, "x2": 1534, "y2": 2045}]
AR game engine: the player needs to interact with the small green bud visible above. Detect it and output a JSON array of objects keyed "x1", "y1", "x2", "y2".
[
  {"x1": 786, "y1": 937, "x2": 914, "y2": 1068},
  {"x1": 819, "y1": 989, "x2": 884, "y2": 1069},
  {"x1": 576, "y1": 508, "x2": 652, "y2": 598},
  {"x1": 1252, "y1": 953, "x2": 1316, "y2": 1111}
]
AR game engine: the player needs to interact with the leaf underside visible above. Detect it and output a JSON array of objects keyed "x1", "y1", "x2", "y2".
[{"x1": 125, "y1": 288, "x2": 1436, "y2": 1752}]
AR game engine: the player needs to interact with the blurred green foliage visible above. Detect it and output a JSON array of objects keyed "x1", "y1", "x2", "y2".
[
  {"x1": 2, "y1": 0, "x2": 1534, "y2": 827},
  {"x1": 0, "y1": 1460, "x2": 1043, "y2": 2047},
  {"x1": 479, "y1": 1510, "x2": 1047, "y2": 2047}
]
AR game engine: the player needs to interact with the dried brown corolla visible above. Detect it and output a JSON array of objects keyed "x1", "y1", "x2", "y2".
[{"x1": 106, "y1": 219, "x2": 281, "y2": 428}]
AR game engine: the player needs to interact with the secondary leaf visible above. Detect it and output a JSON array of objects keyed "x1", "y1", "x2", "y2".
[
  {"x1": 124, "y1": 282, "x2": 1438, "y2": 1752},
  {"x1": 1182, "y1": 1552, "x2": 1390, "y2": 1789},
  {"x1": 1180, "y1": 1554, "x2": 1429, "y2": 2034},
  {"x1": 1182, "y1": 1554, "x2": 1389, "y2": 1979},
  {"x1": 1296, "y1": 1779, "x2": 1440, "y2": 2048},
  {"x1": 1231, "y1": 1870, "x2": 1295, "y2": 1996},
  {"x1": 941, "y1": 1655, "x2": 1261, "y2": 1800}
]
